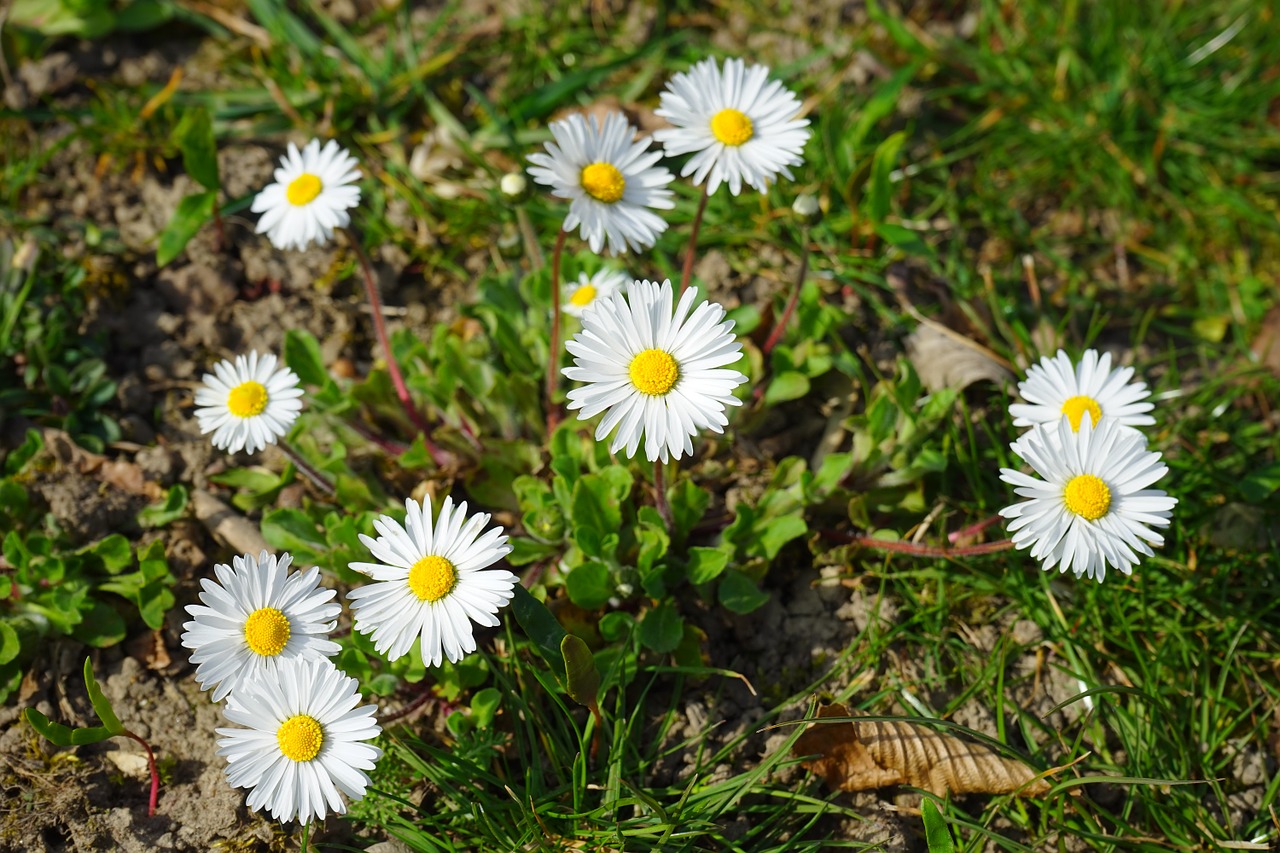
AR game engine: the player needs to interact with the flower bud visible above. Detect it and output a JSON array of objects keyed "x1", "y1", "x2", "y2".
[
  {"x1": 791, "y1": 193, "x2": 822, "y2": 225},
  {"x1": 500, "y1": 172, "x2": 530, "y2": 201}
]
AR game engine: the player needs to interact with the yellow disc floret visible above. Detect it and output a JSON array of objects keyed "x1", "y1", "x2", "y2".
[
  {"x1": 227, "y1": 381, "x2": 269, "y2": 419},
  {"x1": 581, "y1": 162, "x2": 626, "y2": 203},
  {"x1": 629, "y1": 349, "x2": 680, "y2": 396},
  {"x1": 1064, "y1": 474, "x2": 1111, "y2": 521},
  {"x1": 277, "y1": 714, "x2": 324, "y2": 762},
  {"x1": 710, "y1": 108, "x2": 754, "y2": 146},
  {"x1": 286, "y1": 173, "x2": 323, "y2": 206},
  {"x1": 408, "y1": 555, "x2": 458, "y2": 602},
  {"x1": 243, "y1": 607, "x2": 291, "y2": 657},
  {"x1": 1060, "y1": 395, "x2": 1102, "y2": 432},
  {"x1": 569, "y1": 284, "x2": 598, "y2": 308}
]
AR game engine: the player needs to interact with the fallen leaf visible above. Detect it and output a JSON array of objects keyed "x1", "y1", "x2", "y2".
[
  {"x1": 1251, "y1": 303, "x2": 1280, "y2": 376},
  {"x1": 126, "y1": 629, "x2": 171, "y2": 671},
  {"x1": 905, "y1": 320, "x2": 1014, "y2": 393},
  {"x1": 192, "y1": 489, "x2": 270, "y2": 556},
  {"x1": 794, "y1": 703, "x2": 1050, "y2": 797}
]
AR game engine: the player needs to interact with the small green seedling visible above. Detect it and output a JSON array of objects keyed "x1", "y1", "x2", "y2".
[
  {"x1": 24, "y1": 656, "x2": 161, "y2": 816},
  {"x1": 922, "y1": 798, "x2": 956, "y2": 853}
]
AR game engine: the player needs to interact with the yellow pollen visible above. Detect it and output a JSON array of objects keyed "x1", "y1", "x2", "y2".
[
  {"x1": 710, "y1": 108, "x2": 754, "y2": 146},
  {"x1": 226, "y1": 381, "x2": 269, "y2": 419},
  {"x1": 569, "y1": 284, "x2": 598, "y2": 307},
  {"x1": 1060, "y1": 395, "x2": 1102, "y2": 432},
  {"x1": 1064, "y1": 474, "x2": 1111, "y2": 521},
  {"x1": 629, "y1": 349, "x2": 680, "y2": 396},
  {"x1": 580, "y1": 162, "x2": 625, "y2": 203},
  {"x1": 408, "y1": 555, "x2": 458, "y2": 602},
  {"x1": 243, "y1": 607, "x2": 291, "y2": 657},
  {"x1": 286, "y1": 173, "x2": 323, "y2": 206},
  {"x1": 277, "y1": 714, "x2": 324, "y2": 762}
]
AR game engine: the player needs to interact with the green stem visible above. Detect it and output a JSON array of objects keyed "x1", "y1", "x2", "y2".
[
  {"x1": 279, "y1": 440, "x2": 335, "y2": 496},
  {"x1": 762, "y1": 222, "x2": 811, "y2": 355},
  {"x1": 546, "y1": 228, "x2": 568, "y2": 437},
  {"x1": 654, "y1": 458, "x2": 673, "y2": 533}
]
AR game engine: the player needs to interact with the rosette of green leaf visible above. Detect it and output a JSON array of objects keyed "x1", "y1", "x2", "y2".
[{"x1": 24, "y1": 657, "x2": 161, "y2": 816}]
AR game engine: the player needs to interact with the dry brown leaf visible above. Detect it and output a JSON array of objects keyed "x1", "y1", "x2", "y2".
[
  {"x1": 192, "y1": 489, "x2": 270, "y2": 556},
  {"x1": 794, "y1": 703, "x2": 1050, "y2": 797},
  {"x1": 1251, "y1": 303, "x2": 1280, "y2": 376},
  {"x1": 905, "y1": 320, "x2": 1014, "y2": 394}
]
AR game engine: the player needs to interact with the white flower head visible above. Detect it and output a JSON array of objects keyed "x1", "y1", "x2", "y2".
[
  {"x1": 251, "y1": 139, "x2": 361, "y2": 251},
  {"x1": 999, "y1": 417, "x2": 1178, "y2": 582},
  {"x1": 194, "y1": 351, "x2": 304, "y2": 455},
  {"x1": 526, "y1": 112, "x2": 675, "y2": 254},
  {"x1": 562, "y1": 279, "x2": 748, "y2": 463},
  {"x1": 181, "y1": 550, "x2": 340, "y2": 702},
  {"x1": 216, "y1": 657, "x2": 382, "y2": 825},
  {"x1": 1010, "y1": 348, "x2": 1155, "y2": 433},
  {"x1": 654, "y1": 57, "x2": 811, "y2": 196},
  {"x1": 562, "y1": 268, "x2": 629, "y2": 318},
  {"x1": 347, "y1": 496, "x2": 517, "y2": 667}
]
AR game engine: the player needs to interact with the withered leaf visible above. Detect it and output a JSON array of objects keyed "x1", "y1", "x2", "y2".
[
  {"x1": 905, "y1": 319, "x2": 1013, "y2": 393},
  {"x1": 794, "y1": 703, "x2": 1050, "y2": 797}
]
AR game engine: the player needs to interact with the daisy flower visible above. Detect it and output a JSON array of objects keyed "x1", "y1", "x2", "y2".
[
  {"x1": 181, "y1": 550, "x2": 341, "y2": 703},
  {"x1": 1009, "y1": 348, "x2": 1155, "y2": 433},
  {"x1": 251, "y1": 139, "x2": 361, "y2": 251},
  {"x1": 999, "y1": 417, "x2": 1178, "y2": 582},
  {"x1": 654, "y1": 57, "x2": 811, "y2": 196},
  {"x1": 347, "y1": 496, "x2": 517, "y2": 666},
  {"x1": 194, "y1": 351, "x2": 304, "y2": 455},
  {"x1": 217, "y1": 657, "x2": 382, "y2": 825},
  {"x1": 527, "y1": 112, "x2": 674, "y2": 254},
  {"x1": 563, "y1": 269, "x2": 629, "y2": 318},
  {"x1": 562, "y1": 279, "x2": 748, "y2": 463}
]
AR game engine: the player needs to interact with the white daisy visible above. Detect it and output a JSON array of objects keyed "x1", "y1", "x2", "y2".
[
  {"x1": 1009, "y1": 348, "x2": 1155, "y2": 433},
  {"x1": 526, "y1": 112, "x2": 674, "y2": 254},
  {"x1": 250, "y1": 139, "x2": 361, "y2": 251},
  {"x1": 347, "y1": 496, "x2": 517, "y2": 666},
  {"x1": 562, "y1": 269, "x2": 629, "y2": 318},
  {"x1": 216, "y1": 657, "x2": 382, "y2": 825},
  {"x1": 654, "y1": 57, "x2": 811, "y2": 196},
  {"x1": 181, "y1": 550, "x2": 341, "y2": 702},
  {"x1": 999, "y1": 417, "x2": 1178, "y2": 582},
  {"x1": 194, "y1": 351, "x2": 304, "y2": 455},
  {"x1": 562, "y1": 279, "x2": 748, "y2": 463}
]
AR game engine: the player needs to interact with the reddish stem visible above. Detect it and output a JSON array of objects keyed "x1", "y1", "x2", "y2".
[
  {"x1": 345, "y1": 229, "x2": 450, "y2": 468},
  {"x1": 826, "y1": 529, "x2": 1016, "y2": 559},
  {"x1": 679, "y1": 184, "x2": 710, "y2": 296},
  {"x1": 546, "y1": 228, "x2": 568, "y2": 437},
  {"x1": 762, "y1": 224, "x2": 811, "y2": 355},
  {"x1": 948, "y1": 514, "x2": 1004, "y2": 544},
  {"x1": 123, "y1": 729, "x2": 159, "y2": 817}
]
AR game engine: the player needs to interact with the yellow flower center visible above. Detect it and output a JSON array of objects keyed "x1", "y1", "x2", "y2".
[
  {"x1": 286, "y1": 173, "x2": 323, "y2": 206},
  {"x1": 226, "y1": 381, "x2": 269, "y2": 419},
  {"x1": 581, "y1": 162, "x2": 625, "y2": 203},
  {"x1": 710, "y1": 108, "x2": 754, "y2": 146},
  {"x1": 277, "y1": 714, "x2": 324, "y2": 762},
  {"x1": 629, "y1": 348, "x2": 680, "y2": 396},
  {"x1": 1060, "y1": 395, "x2": 1102, "y2": 432},
  {"x1": 408, "y1": 555, "x2": 458, "y2": 602},
  {"x1": 569, "y1": 284, "x2": 598, "y2": 307},
  {"x1": 1064, "y1": 474, "x2": 1111, "y2": 521},
  {"x1": 243, "y1": 607, "x2": 291, "y2": 656}
]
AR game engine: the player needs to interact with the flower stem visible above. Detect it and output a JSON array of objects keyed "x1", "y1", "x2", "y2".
[
  {"x1": 123, "y1": 729, "x2": 160, "y2": 817},
  {"x1": 344, "y1": 228, "x2": 449, "y2": 468},
  {"x1": 279, "y1": 440, "x2": 334, "y2": 496},
  {"x1": 948, "y1": 514, "x2": 1004, "y2": 544},
  {"x1": 679, "y1": 184, "x2": 711, "y2": 296},
  {"x1": 516, "y1": 206, "x2": 544, "y2": 270},
  {"x1": 828, "y1": 530, "x2": 1016, "y2": 559},
  {"x1": 546, "y1": 228, "x2": 568, "y2": 437},
  {"x1": 654, "y1": 459, "x2": 673, "y2": 533},
  {"x1": 300, "y1": 820, "x2": 310, "y2": 853},
  {"x1": 762, "y1": 222, "x2": 811, "y2": 355}
]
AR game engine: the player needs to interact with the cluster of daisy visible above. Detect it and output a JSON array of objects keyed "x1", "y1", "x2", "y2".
[{"x1": 999, "y1": 349, "x2": 1178, "y2": 583}]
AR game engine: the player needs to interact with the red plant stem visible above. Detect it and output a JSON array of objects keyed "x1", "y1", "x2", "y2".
[
  {"x1": 343, "y1": 418, "x2": 408, "y2": 455},
  {"x1": 345, "y1": 229, "x2": 449, "y2": 467},
  {"x1": 679, "y1": 184, "x2": 711, "y2": 296},
  {"x1": 948, "y1": 514, "x2": 1004, "y2": 544},
  {"x1": 546, "y1": 228, "x2": 568, "y2": 437},
  {"x1": 762, "y1": 223, "x2": 811, "y2": 355},
  {"x1": 279, "y1": 441, "x2": 334, "y2": 496},
  {"x1": 123, "y1": 729, "x2": 159, "y2": 817},
  {"x1": 826, "y1": 530, "x2": 1016, "y2": 559},
  {"x1": 654, "y1": 459, "x2": 673, "y2": 533}
]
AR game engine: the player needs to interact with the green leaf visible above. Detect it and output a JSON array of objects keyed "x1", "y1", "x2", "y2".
[
  {"x1": 83, "y1": 656, "x2": 123, "y2": 735},
  {"x1": 71, "y1": 600, "x2": 127, "y2": 647},
  {"x1": 24, "y1": 708, "x2": 77, "y2": 746},
  {"x1": 598, "y1": 611, "x2": 634, "y2": 643},
  {"x1": 469, "y1": 687, "x2": 502, "y2": 729},
  {"x1": 764, "y1": 371, "x2": 810, "y2": 405},
  {"x1": 668, "y1": 478, "x2": 710, "y2": 542},
  {"x1": 260, "y1": 508, "x2": 327, "y2": 562},
  {"x1": 561, "y1": 635, "x2": 601, "y2": 710},
  {"x1": 174, "y1": 106, "x2": 219, "y2": 191},
  {"x1": 84, "y1": 534, "x2": 132, "y2": 574},
  {"x1": 686, "y1": 547, "x2": 730, "y2": 585},
  {"x1": 3, "y1": 428, "x2": 42, "y2": 475},
  {"x1": 155, "y1": 190, "x2": 216, "y2": 267},
  {"x1": 757, "y1": 514, "x2": 808, "y2": 560},
  {"x1": 868, "y1": 131, "x2": 906, "y2": 225},
  {"x1": 638, "y1": 601, "x2": 683, "y2": 654},
  {"x1": 0, "y1": 622, "x2": 18, "y2": 666},
  {"x1": 875, "y1": 222, "x2": 933, "y2": 258},
  {"x1": 718, "y1": 569, "x2": 770, "y2": 614},
  {"x1": 922, "y1": 799, "x2": 956, "y2": 853},
  {"x1": 565, "y1": 561, "x2": 612, "y2": 610},
  {"x1": 509, "y1": 585, "x2": 567, "y2": 676},
  {"x1": 1241, "y1": 462, "x2": 1280, "y2": 503},
  {"x1": 284, "y1": 328, "x2": 329, "y2": 388},
  {"x1": 137, "y1": 484, "x2": 188, "y2": 528}
]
